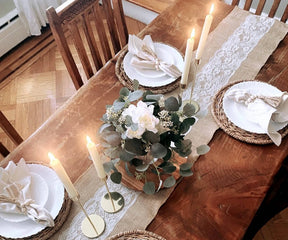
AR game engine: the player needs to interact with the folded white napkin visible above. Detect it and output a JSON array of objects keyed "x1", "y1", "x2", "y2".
[
  {"x1": 0, "y1": 159, "x2": 54, "y2": 227},
  {"x1": 128, "y1": 35, "x2": 181, "y2": 78},
  {"x1": 226, "y1": 88, "x2": 288, "y2": 146}
]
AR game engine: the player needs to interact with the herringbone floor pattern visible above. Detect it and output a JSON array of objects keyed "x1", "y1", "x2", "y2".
[{"x1": 0, "y1": 12, "x2": 287, "y2": 240}]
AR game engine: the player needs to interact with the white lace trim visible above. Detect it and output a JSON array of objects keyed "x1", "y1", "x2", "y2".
[
  {"x1": 182, "y1": 14, "x2": 274, "y2": 111},
  {"x1": 57, "y1": 179, "x2": 140, "y2": 240}
]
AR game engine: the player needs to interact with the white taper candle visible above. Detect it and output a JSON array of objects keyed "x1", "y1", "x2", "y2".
[
  {"x1": 195, "y1": 4, "x2": 214, "y2": 62},
  {"x1": 48, "y1": 152, "x2": 79, "y2": 200},
  {"x1": 86, "y1": 136, "x2": 106, "y2": 179},
  {"x1": 180, "y1": 28, "x2": 195, "y2": 88}
]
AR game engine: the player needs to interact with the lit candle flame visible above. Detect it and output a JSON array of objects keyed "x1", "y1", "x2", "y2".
[
  {"x1": 209, "y1": 4, "x2": 214, "y2": 15},
  {"x1": 190, "y1": 28, "x2": 195, "y2": 38},
  {"x1": 48, "y1": 152, "x2": 56, "y2": 164},
  {"x1": 86, "y1": 136, "x2": 92, "y2": 144}
]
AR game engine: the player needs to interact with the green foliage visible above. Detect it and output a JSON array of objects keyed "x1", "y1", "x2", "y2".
[
  {"x1": 163, "y1": 176, "x2": 176, "y2": 188},
  {"x1": 143, "y1": 182, "x2": 155, "y2": 195},
  {"x1": 111, "y1": 172, "x2": 122, "y2": 184},
  {"x1": 151, "y1": 143, "x2": 167, "y2": 158},
  {"x1": 165, "y1": 96, "x2": 180, "y2": 111},
  {"x1": 98, "y1": 80, "x2": 208, "y2": 194},
  {"x1": 197, "y1": 145, "x2": 210, "y2": 155}
]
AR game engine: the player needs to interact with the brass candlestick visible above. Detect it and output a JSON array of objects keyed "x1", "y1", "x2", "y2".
[
  {"x1": 100, "y1": 178, "x2": 124, "y2": 213},
  {"x1": 73, "y1": 196, "x2": 105, "y2": 238}
]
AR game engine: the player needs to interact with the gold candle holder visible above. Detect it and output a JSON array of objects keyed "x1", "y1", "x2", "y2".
[
  {"x1": 73, "y1": 196, "x2": 105, "y2": 238},
  {"x1": 100, "y1": 178, "x2": 124, "y2": 213}
]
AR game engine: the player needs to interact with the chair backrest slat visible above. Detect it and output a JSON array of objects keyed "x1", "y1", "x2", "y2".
[
  {"x1": 255, "y1": 0, "x2": 266, "y2": 15},
  {"x1": 102, "y1": 0, "x2": 122, "y2": 54},
  {"x1": 82, "y1": 11, "x2": 103, "y2": 70},
  {"x1": 268, "y1": 0, "x2": 281, "y2": 18},
  {"x1": 243, "y1": 0, "x2": 253, "y2": 11},
  {"x1": 47, "y1": 0, "x2": 128, "y2": 90},
  {"x1": 69, "y1": 19, "x2": 94, "y2": 79},
  {"x1": 0, "y1": 111, "x2": 23, "y2": 157},
  {"x1": 281, "y1": 4, "x2": 288, "y2": 22},
  {"x1": 230, "y1": 0, "x2": 287, "y2": 22}
]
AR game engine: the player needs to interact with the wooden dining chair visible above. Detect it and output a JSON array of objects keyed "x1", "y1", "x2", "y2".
[
  {"x1": 0, "y1": 111, "x2": 23, "y2": 157},
  {"x1": 46, "y1": 0, "x2": 128, "y2": 90},
  {"x1": 231, "y1": 0, "x2": 288, "y2": 22}
]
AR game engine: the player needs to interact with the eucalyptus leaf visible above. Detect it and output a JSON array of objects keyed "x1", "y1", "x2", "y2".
[
  {"x1": 110, "y1": 172, "x2": 122, "y2": 184},
  {"x1": 143, "y1": 182, "x2": 155, "y2": 195},
  {"x1": 131, "y1": 158, "x2": 144, "y2": 167},
  {"x1": 142, "y1": 131, "x2": 160, "y2": 144},
  {"x1": 99, "y1": 123, "x2": 113, "y2": 134},
  {"x1": 151, "y1": 143, "x2": 167, "y2": 158},
  {"x1": 180, "y1": 118, "x2": 195, "y2": 134},
  {"x1": 163, "y1": 148, "x2": 172, "y2": 161},
  {"x1": 133, "y1": 80, "x2": 139, "y2": 90},
  {"x1": 183, "y1": 103, "x2": 196, "y2": 117},
  {"x1": 120, "y1": 150, "x2": 135, "y2": 162},
  {"x1": 103, "y1": 162, "x2": 114, "y2": 173},
  {"x1": 128, "y1": 90, "x2": 143, "y2": 102},
  {"x1": 124, "y1": 139, "x2": 145, "y2": 155},
  {"x1": 119, "y1": 87, "x2": 130, "y2": 97},
  {"x1": 146, "y1": 94, "x2": 162, "y2": 101},
  {"x1": 136, "y1": 163, "x2": 150, "y2": 172},
  {"x1": 180, "y1": 162, "x2": 193, "y2": 171},
  {"x1": 164, "y1": 96, "x2": 179, "y2": 111},
  {"x1": 197, "y1": 145, "x2": 210, "y2": 155},
  {"x1": 180, "y1": 169, "x2": 194, "y2": 177},
  {"x1": 162, "y1": 165, "x2": 176, "y2": 173},
  {"x1": 102, "y1": 131, "x2": 121, "y2": 146},
  {"x1": 158, "y1": 161, "x2": 173, "y2": 168},
  {"x1": 125, "y1": 115, "x2": 133, "y2": 126},
  {"x1": 125, "y1": 162, "x2": 133, "y2": 176},
  {"x1": 113, "y1": 101, "x2": 126, "y2": 111},
  {"x1": 163, "y1": 176, "x2": 176, "y2": 188}
]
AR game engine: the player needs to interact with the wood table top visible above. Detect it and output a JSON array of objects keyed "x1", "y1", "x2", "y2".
[{"x1": 1, "y1": 0, "x2": 288, "y2": 239}]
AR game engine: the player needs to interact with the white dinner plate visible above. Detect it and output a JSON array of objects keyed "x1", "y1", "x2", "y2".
[
  {"x1": 123, "y1": 43, "x2": 184, "y2": 87},
  {"x1": 223, "y1": 81, "x2": 288, "y2": 133},
  {"x1": 0, "y1": 164, "x2": 65, "y2": 239},
  {"x1": 0, "y1": 172, "x2": 49, "y2": 223}
]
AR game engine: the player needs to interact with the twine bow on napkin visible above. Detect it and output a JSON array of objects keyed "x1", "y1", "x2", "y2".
[
  {"x1": 226, "y1": 88, "x2": 288, "y2": 146},
  {"x1": 0, "y1": 159, "x2": 54, "y2": 227},
  {"x1": 128, "y1": 35, "x2": 181, "y2": 78}
]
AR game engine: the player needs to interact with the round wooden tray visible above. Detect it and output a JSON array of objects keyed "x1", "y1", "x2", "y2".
[
  {"x1": 107, "y1": 230, "x2": 166, "y2": 240},
  {"x1": 211, "y1": 80, "x2": 288, "y2": 144}
]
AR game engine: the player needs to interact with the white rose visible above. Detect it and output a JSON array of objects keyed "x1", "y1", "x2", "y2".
[{"x1": 122, "y1": 101, "x2": 159, "y2": 139}]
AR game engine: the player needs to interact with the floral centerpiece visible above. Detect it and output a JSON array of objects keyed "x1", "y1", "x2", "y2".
[{"x1": 99, "y1": 81, "x2": 209, "y2": 194}]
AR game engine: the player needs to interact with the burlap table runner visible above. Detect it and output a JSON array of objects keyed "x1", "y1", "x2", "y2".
[{"x1": 51, "y1": 7, "x2": 288, "y2": 239}]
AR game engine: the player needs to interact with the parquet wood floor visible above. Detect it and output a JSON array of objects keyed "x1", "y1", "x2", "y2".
[{"x1": 0, "y1": 9, "x2": 287, "y2": 240}]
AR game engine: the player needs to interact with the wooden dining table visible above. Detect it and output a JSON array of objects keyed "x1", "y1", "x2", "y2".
[{"x1": 1, "y1": 0, "x2": 288, "y2": 239}]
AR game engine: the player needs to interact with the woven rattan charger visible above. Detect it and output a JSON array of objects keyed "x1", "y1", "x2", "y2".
[
  {"x1": 115, "y1": 48, "x2": 181, "y2": 94},
  {"x1": 0, "y1": 162, "x2": 72, "y2": 240},
  {"x1": 107, "y1": 230, "x2": 166, "y2": 240},
  {"x1": 211, "y1": 80, "x2": 288, "y2": 145}
]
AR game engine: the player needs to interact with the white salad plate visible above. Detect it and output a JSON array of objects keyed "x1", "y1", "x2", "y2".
[
  {"x1": 123, "y1": 42, "x2": 184, "y2": 87},
  {"x1": 0, "y1": 164, "x2": 64, "y2": 239},
  {"x1": 0, "y1": 172, "x2": 49, "y2": 223},
  {"x1": 223, "y1": 81, "x2": 288, "y2": 134}
]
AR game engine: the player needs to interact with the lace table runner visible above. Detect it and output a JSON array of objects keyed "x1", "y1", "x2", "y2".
[{"x1": 51, "y1": 7, "x2": 288, "y2": 239}]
